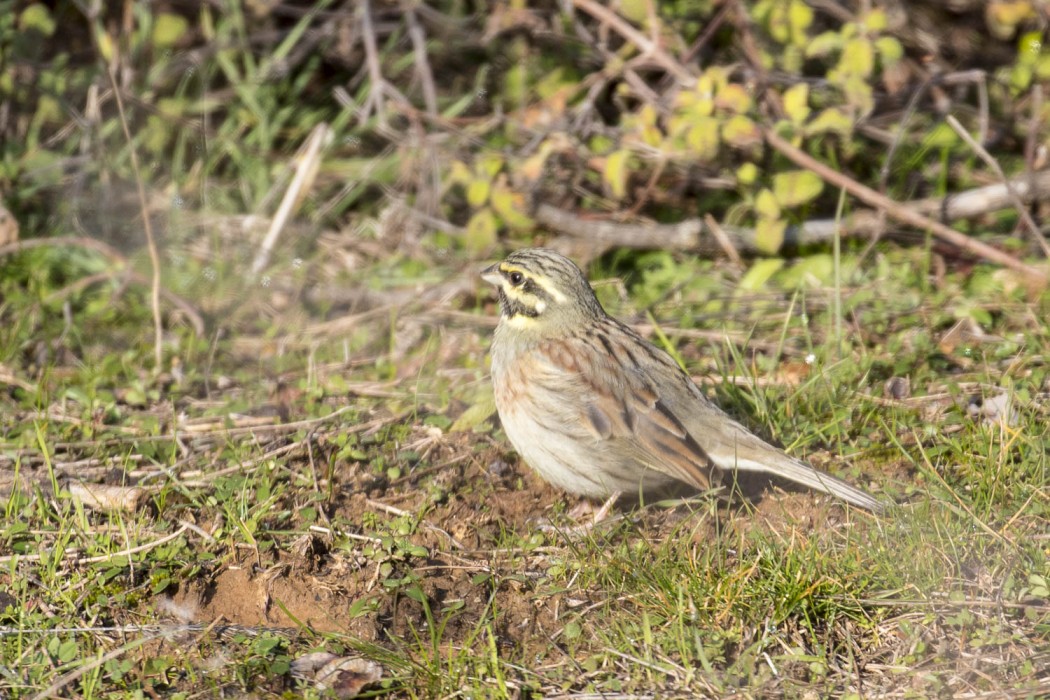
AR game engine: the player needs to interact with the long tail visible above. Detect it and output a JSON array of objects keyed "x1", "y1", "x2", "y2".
[
  {"x1": 762, "y1": 454, "x2": 884, "y2": 512},
  {"x1": 718, "y1": 447, "x2": 885, "y2": 512}
]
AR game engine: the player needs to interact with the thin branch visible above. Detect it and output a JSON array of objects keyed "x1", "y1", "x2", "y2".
[
  {"x1": 571, "y1": 0, "x2": 694, "y2": 83},
  {"x1": 251, "y1": 122, "x2": 330, "y2": 275},
  {"x1": 405, "y1": 5, "x2": 438, "y2": 116},
  {"x1": 763, "y1": 127, "x2": 1048, "y2": 282},
  {"x1": 945, "y1": 114, "x2": 1050, "y2": 258},
  {"x1": 534, "y1": 169, "x2": 1050, "y2": 262}
]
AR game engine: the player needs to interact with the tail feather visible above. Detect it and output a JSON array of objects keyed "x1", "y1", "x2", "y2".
[{"x1": 720, "y1": 453, "x2": 884, "y2": 513}]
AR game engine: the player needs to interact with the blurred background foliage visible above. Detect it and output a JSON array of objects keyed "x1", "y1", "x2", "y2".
[{"x1": 0, "y1": 0, "x2": 1048, "y2": 349}]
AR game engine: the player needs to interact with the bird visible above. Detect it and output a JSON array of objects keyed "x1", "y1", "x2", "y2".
[{"x1": 481, "y1": 247, "x2": 883, "y2": 513}]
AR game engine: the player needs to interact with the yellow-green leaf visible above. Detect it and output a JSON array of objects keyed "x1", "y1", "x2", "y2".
[
  {"x1": 477, "y1": 153, "x2": 505, "y2": 179},
  {"x1": 716, "y1": 83, "x2": 752, "y2": 114},
  {"x1": 686, "y1": 119, "x2": 721, "y2": 161},
  {"x1": 1036, "y1": 54, "x2": 1050, "y2": 79},
  {"x1": 806, "y1": 31, "x2": 841, "y2": 58},
  {"x1": 1018, "y1": 31, "x2": 1045, "y2": 66},
  {"x1": 603, "y1": 149, "x2": 631, "y2": 199},
  {"x1": 739, "y1": 256, "x2": 785, "y2": 289},
  {"x1": 840, "y1": 37, "x2": 875, "y2": 77},
  {"x1": 450, "y1": 393, "x2": 497, "y2": 432},
  {"x1": 152, "y1": 13, "x2": 189, "y2": 48},
  {"x1": 863, "y1": 8, "x2": 888, "y2": 31},
  {"x1": 467, "y1": 178, "x2": 491, "y2": 208},
  {"x1": 773, "y1": 170, "x2": 823, "y2": 207},
  {"x1": 490, "y1": 181, "x2": 534, "y2": 231},
  {"x1": 779, "y1": 254, "x2": 835, "y2": 288},
  {"x1": 754, "y1": 188, "x2": 781, "y2": 219},
  {"x1": 464, "y1": 209, "x2": 498, "y2": 252},
  {"x1": 18, "y1": 4, "x2": 55, "y2": 35},
  {"x1": 923, "y1": 123, "x2": 960, "y2": 149},
  {"x1": 620, "y1": 0, "x2": 649, "y2": 25},
  {"x1": 840, "y1": 73, "x2": 875, "y2": 114},
  {"x1": 721, "y1": 115, "x2": 761, "y2": 148},
  {"x1": 448, "y1": 160, "x2": 472, "y2": 186},
  {"x1": 875, "y1": 36, "x2": 903, "y2": 65},
  {"x1": 987, "y1": 1, "x2": 1037, "y2": 40},
  {"x1": 767, "y1": 2, "x2": 790, "y2": 43},
  {"x1": 806, "y1": 107, "x2": 854, "y2": 136},
  {"x1": 782, "y1": 83, "x2": 810, "y2": 124},
  {"x1": 788, "y1": 0, "x2": 814, "y2": 44},
  {"x1": 736, "y1": 162, "x2": 759, "y2": 186}
]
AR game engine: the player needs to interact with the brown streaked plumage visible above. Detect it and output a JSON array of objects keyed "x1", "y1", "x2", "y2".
[{"x1": 481, "y1": 247, "x2": 884, "y2": 512}]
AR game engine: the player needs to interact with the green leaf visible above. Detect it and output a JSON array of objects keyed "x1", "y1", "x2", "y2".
[
  {"x1": 403, "y1": 584, "x2": 428, "y2": 603},
  {"x1": 490, "y1": 181, "x2": 534, "y2": 231},
  {"x1": 773, "y1": 170, "x2": 823, "y2": 207},
  {"x1": 477, "y1": 153, "x2": 505, "y2": 179},
  {"x1": 464, "y1": 209, "x2": 498, "y2": 252},
  {"x1": 875, "y1": 36, "x2": 904, "y2": 65},
  {"x1": 778, "y1": 254, "x2": 835, "y2": 287},
  {"x1": 840, "y1": 37, "x2": 875, "y2": 77},
  {"x1": 863, "y1": 8, "x2": 888, "y2": 31},
  {"x1": 467, "y1": 178, "x2": 491, "y2": 208},
  {"x1": 806, "y1": 107, "x2": 854, "y2": 136},
  {"x1": 721, "y1": 115, "x2": 761, "y2": 147},
  {"x1": 806, "y1": 31, "x2": 842, "y2": 58},
  {"x1": 715, "y1": 83, "x2": 752, "y2": 114},
  {"x1": 450, "y1": 393, "x2": 497, "y2": 432},
  {"x1": 739, "y1": 257, "x2": 785, "y2": 290},
  {"x1": 788, "y1": 0, "x2": 813, "y2": 44},
  {"x1": 754, "y1": 188, "x2": 781, "y2": 219},
  {"x1": 783, "y1": 83, "x2": 810, "y2": 124},
  {"x1": 152, "y1": 13, "x2": 189, "y2": 48},
  {"x1": 58, "y1": 639, "x2": 79, "y2": 663},
  {"x1": 686, "y1": 119, "x2": 721, "y2": 161},
  {"x1": 736, "y1": 162, "x2": 759, "y2": 185},
  {"x1": 18, "y1": 4, "x2": 55, "y2": 35},
  {"x1": 603, "y1": 149, "x2": 631, "y2": 199},
  {"x1": 1018, "y1": 32, "x2": 1045, "y2": 66}
]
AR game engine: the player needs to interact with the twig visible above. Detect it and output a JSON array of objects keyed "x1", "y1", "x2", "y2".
[
  {"x1": 107, "y1": 62, "x2": 164, "y2": 370},
  {"x1": 536, "y1": 167, "x2": 1050, "y2": 260},
  {"x1": 404, "y1": 5, "x2": 438, "y2": 116},
  {"x1": 571, "y1": 0, "x2": 693, "y2": 83},
  {"x1": 763, "y1": 127, "x2": 1048, "y2": 282},
  {"x1": 0, "y1": 524, "x2": 188, "y2": 566},
  {"x1": 357, "y1": 0, "x2": 412, "y2": 127},
  {"x1": 704, "y1": 213, "x2": 742, "y2": 267},
  {"x1": 946, "y1": 114, "x2": 1050, "y2": 258},
  {"x1": 251, "y1": 122, "x2": 331, "y2": 275}
]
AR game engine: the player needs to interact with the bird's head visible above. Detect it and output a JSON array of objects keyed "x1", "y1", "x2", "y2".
[{"x1": 481, "y1": 248, "x2": 604, "y2": 334}]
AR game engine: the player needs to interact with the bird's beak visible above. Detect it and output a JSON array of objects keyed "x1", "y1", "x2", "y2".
[{"x1": 480, "y1": 263, "x2": 502, "y2": 286}]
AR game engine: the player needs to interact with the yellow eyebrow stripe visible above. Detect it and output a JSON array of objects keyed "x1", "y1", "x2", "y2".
[{"x1": 500, "y1": 264, "x2": 567, "y2": 304}]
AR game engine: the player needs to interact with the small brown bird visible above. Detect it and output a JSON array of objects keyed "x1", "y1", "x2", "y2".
[{"x1": 482, "y1": 248, "x2": 882, "y2": 512}]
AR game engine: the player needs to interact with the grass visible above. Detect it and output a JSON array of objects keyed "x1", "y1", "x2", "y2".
[
  {"x1": 1, "y1": 242, "x2": 1048, "y2": 697},
  {"x1": 3, "y1": 1, "x2": 1050, "y2": 697}
]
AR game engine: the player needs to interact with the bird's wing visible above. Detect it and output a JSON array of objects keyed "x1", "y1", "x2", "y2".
[
  {"x1": 538, "y1": 331, "x2": 716, "y2": 491},
  {"x1": 642, "y1": 345, "x2": 886, "y2": 512},
  {"x1": 548, "y1": 323, "x2": 883, "y2": 511}
]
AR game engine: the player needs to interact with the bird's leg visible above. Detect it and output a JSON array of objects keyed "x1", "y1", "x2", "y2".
[
  {"x1": 538, "y1": 491, "x2": 624, "y2": 535},
  {"x1": 590, "y1": 490, "x2": 622, "y2": 525}
]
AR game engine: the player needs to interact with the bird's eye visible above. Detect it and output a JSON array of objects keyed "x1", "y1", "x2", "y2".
[{"x1": 508, "y1": 271, "x2": 525, "y2": 286}]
